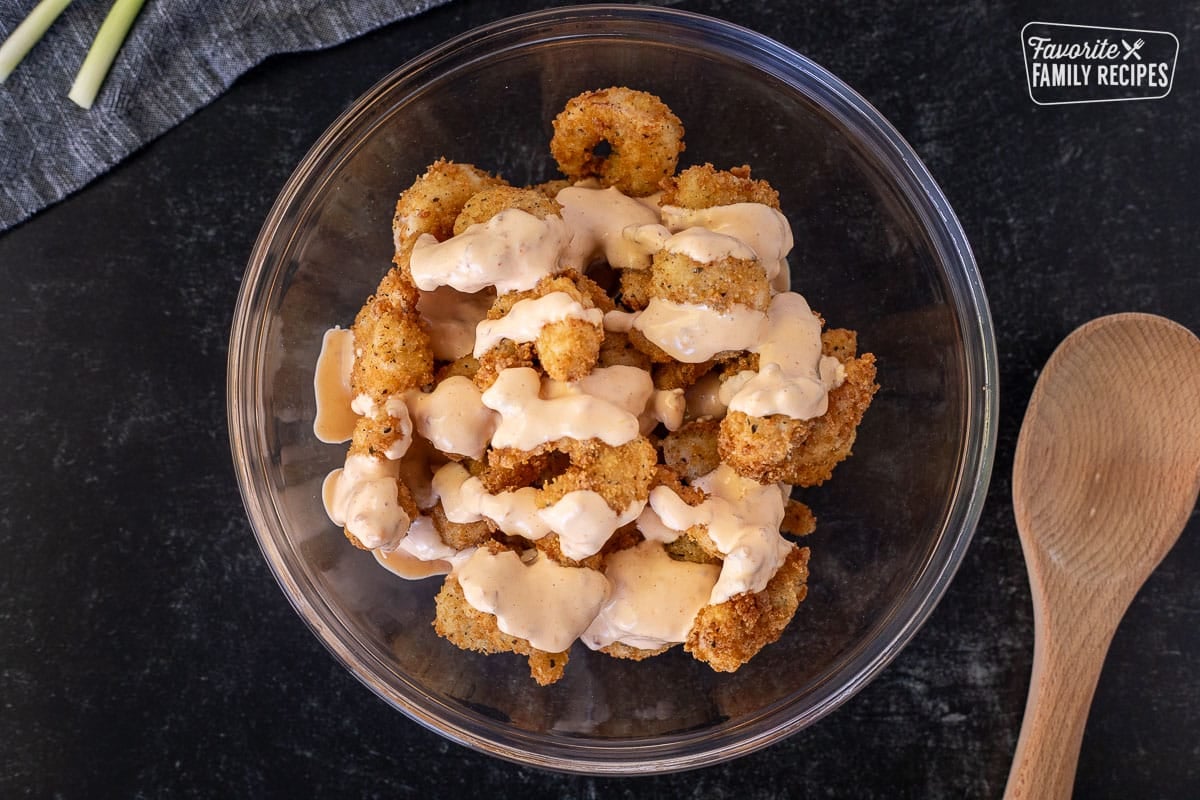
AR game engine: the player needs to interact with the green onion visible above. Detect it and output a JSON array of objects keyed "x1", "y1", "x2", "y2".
[
  {"x1": 0, "y1": 0, "x2": 74, "y2": 83},
  {"x1": 67, "y1": 0, "x2": 146, "y2": 109}
]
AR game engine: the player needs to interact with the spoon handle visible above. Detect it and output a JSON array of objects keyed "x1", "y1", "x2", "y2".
[{"x1": 1003, "y1": 610, "x2": 1118, "y2": 800}]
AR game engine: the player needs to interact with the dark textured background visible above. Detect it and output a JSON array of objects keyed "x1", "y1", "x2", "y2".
[{"x1": 1, "y1": 0, "x2": 1197, "y2": 797}]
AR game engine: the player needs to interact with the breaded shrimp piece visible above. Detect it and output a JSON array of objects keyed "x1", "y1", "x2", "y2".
[
  {"x1": 473, "y1": 339, "x2": 535, "y2": 391},
  {"x1": 480, "y1": 273, "x2": 606, "y2": 383},
  {"x1": 781, "y1": 499, "x2": 817, "y2": 537},
  {"x1": 540, "y1": 437, "x2": 658, "y2": 514},
  {"x1": 653, "y1": 359, "x2": 713, "y2": 392},
  {"x1": 551, "y1": 87, "x2": 685, "y2": 197},
  {"x1": 718, "y1": 353, "x2": 878, "y2": 486},
  {"x1": 349, "y1": 411, "x2": 410, "y2": 462},
  {"x1": 481, "y1": 446, "x2": 557, "y2": 494},
  {"x1": 434, "y1": 572, "x2": 569, "y2": 686},
  {"x1": 649, "y1": 249, "x2": 770, "y2": 313},
  {"x1": 428, "y1": 501, "x2": 493, "y2": 550},
  {"x1": 536, "y1": 519, "x2": 643, "y2": 571},
  {"x1": 821, "y1": 327, "x2": 858, "y2": 362},
  {"x1": 660, "y1": 418, "x2": 722, "y2": 483},
  {"x1": 339, "y1": 433, "x2": 421, "y2": 551},
  {"x1": 452, "y1": 185, "x2": 562, "y2": 234},
  {"x1": 393, "y1": 159, "x2": 505, "y2": 249},
  {"x1": 434, "y1": 354, "x2": 481, "y2": 383},
  {"x1": 375, "y1": 256, "x2": 420, "y2": 310},
  {"x1": 598, "y1": 330, "x2": 654, "y2": 371},
  {"x1": 350, "y1": 296, "x2": 434, "y2": 408},
  {"x1": 685, "y1": 545, "x2": 810, "y2": 672},
  {"x1": 659, "y1": 163, "x2": 781, "y2": 210},
  {"x1": 618, "y1": 268, "x2": 654, "y2": 310}
]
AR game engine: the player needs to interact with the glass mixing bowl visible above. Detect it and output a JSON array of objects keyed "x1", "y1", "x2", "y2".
[{"x1": 228, "y1": 4, "x2": 997, "y2": 774}]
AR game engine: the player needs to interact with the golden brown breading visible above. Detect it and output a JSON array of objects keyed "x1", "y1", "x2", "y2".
[
  {"x1": 527, "y1": 178, "x2": 571, "y2": 200},
  {"x1": 393, "y1": 159, "x2": 505, "y2": 247},
  {"x1": 428, "y1": 501, "x2": 494, "y2": 550},
  {"x1": 618, "y1": 268, "x2": 654, "y2": 310},
  {"x1": 550, "y1": 87, "x2": 685, "y2": 197},
  {"x1": 659, "y1": 163, "x2": 781, "y2": 210},
  {"x1": 626, "y1": 325, "x2": 674, "y2": 364},
  {"x1": 598, "y1": 330, "x2": 654, "y2": 371},
  {"x1": 649, "y1": 249, "x2": 770, "y2": 313},
  {"x1": 434, "y1": 354, "x2": 480, "y2": 383},
  {"x1": 599, "y1": 641, "x2": 674, "y2": 661},
  {"x1": 349, "y1": 413, "x2": 409, "y2": 461},
  {"x1": 653, "y1": 359, "x2": 713, "y2": 391},
  {"x1": 660, "y1": 418, "x2": 722, "y2": 483},
  {"x1": 821, "y1": 327, "x2": 858, "y2": 362},
  {"x1": 433, "y1": 573, "x2": 569, "y2": 686},
  {"x1": 718, "y1": 353, "x2": 878, "y2": 486},
  {"x1": 781, "y1": 499, "x2": 817, "y2": 537},
  {"x1": 536, "y1": 317, "x2": 604, "y2": 383},
  {"x1": 473, "y1": 339, "x2": 535, "y2": 391},
  {"x1": 540, "y1": 437, "x2": 658, "y2": 513},
  {"x1": 685, "y1": 545, "x2": 809, "y2": 672},
  {"x1": 481, "y1": 447, "x2": 556, "y2": 494},
  {"x1": 480, "y1": 273, "x2": 605, "y2": 383},
  {"x1": 452, "y1": 185, "x2": 562, "y2": 234},
  {"x1": 350, "y1": 296, "x2": 434, "y2": 406},
  {"x1": 376, "y1": 253, "x2": 420, "y2": 310}
]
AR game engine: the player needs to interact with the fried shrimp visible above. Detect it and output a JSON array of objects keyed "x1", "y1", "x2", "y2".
[
  {"x1": 718, "y1": 353, "x2": 878, "y2": 486},
  {"x1": 393, "y1": 159, "x2": 505, "y2": 248},
  {"x1": 350, "y1": 296, "x2": 434, "y2": 409},
  {"x1": 452, "y1": 185, "x2": 561, "y2": 235},
  {"x1": 434, "y1": 569, "x2": 569, "y2": 686},
  {"x1": 685, "y1": 545, "x2": 810, "y2": 672},
  {"x1": 478, "y1": 273, "x2": 606, "y2": 383},
  {"x1": 318, "y1": 86, "x2": 879, "y2": 685},
  {"x1": 660, "y1": 163, "x2": 781, "y2": 210},
  {"x1": 550, "y1": 87, "x2": 685, "y2": 196}
]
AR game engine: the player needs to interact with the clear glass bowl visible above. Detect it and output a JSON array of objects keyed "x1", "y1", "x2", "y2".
[{"x1": 228, "y1": 4, "x2": 997, "y2": 774}]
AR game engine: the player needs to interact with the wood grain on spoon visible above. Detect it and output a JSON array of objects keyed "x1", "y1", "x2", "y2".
[{"x1": 1005, "y1": 313, "x2": 1200, "y2": 800}]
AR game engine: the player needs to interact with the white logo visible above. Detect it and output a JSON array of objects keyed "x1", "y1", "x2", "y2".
[{"x1": 1021, "y1": 22, "x2": 1178, "y2": 105}]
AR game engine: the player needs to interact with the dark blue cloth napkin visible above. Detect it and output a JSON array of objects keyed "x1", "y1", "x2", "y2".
[{"x1": 0, "y1": 0, "x2": 450, "y2": 231}]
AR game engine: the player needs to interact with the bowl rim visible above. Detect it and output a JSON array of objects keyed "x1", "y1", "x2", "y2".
[{"x1": 228, "y1": 2, "x2": 998, "y2": 775}]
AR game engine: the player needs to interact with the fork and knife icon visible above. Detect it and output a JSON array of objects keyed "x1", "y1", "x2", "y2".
[{"x1": 1121, "y1": 38, "x2": 1145, "y2": 60}]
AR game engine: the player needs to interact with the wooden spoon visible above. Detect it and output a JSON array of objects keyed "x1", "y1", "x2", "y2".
[{"x1": 1004, "y1": 313, "x2": 1200, "y2": 799}]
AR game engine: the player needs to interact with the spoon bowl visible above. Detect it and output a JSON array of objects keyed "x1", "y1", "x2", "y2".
[{"x1": 1005, "y1": 313, "x2": 1200, "y2": 799}]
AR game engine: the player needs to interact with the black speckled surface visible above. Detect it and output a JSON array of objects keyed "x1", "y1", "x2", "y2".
[{"x1": 2, "y1": 1, "x2": 1198, "y2": 797}]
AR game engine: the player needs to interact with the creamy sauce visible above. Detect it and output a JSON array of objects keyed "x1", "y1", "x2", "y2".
[
  {"x1": 323, "y1": 454, "x2": 411, "y2": 551},
  {"x1": 473, "y1": 292, "x2": 603, "y2": 358},
  {"x1": 726, "y1": 292, "x2": 846, "y2": 421},
  {"x1": 456, "y1": 548, "x2": 610, "y2": 653},
  {"x1": 557, "y1": 185, "x2": 662, "y2": 270},
  {"x1": 434, "y1": 462, "x2": 644, "y2": 559},
  {"x1": 374, "y1": 516, "x2": 463, "y2": 579},
  {"x1": 642, "y1": 388, "x2": 686, "y2": 433},
  {"x1": 405, "y1": 376, "x2": 498, "y2": 460},
  {"x1": 661, "y1": 203, "x2": 793, "y2": 281},
  {"x1": 394, "y1": 436, "x2": 444, "y2": 511},
  {"x1": 634, "y1": 503, "x2": 682, "y2": 543},
  {"x1": 482, "y1": 367, "x2": 642, "y2": 450},
  {"x1": 650, "y1": 464, "x2": 791, "y2": 604},
  {"x1": 662, "y1": 227, "x2": 757, "y2": 263},
  {"x1": 633, "y1": 299, "x2": 767, "y2": 363},
  {"x1": 417, "y1": 285, "x2": 495, "y2": 360},
  {"x1": 409, "y1": 210, "x2": 570, "y2": 294},
  {"x1": 603, "y1": 309, "x2": 638, "y2": 333},
  {"x1": 684, "y1": 371, "x2": 727, "y2": 420},
  {"x1": 581, "y1": 539, "x2": 720, "y2": 651},
  {"x1": 313, "y1": 328, "x2": 358, "y2": 443}
]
